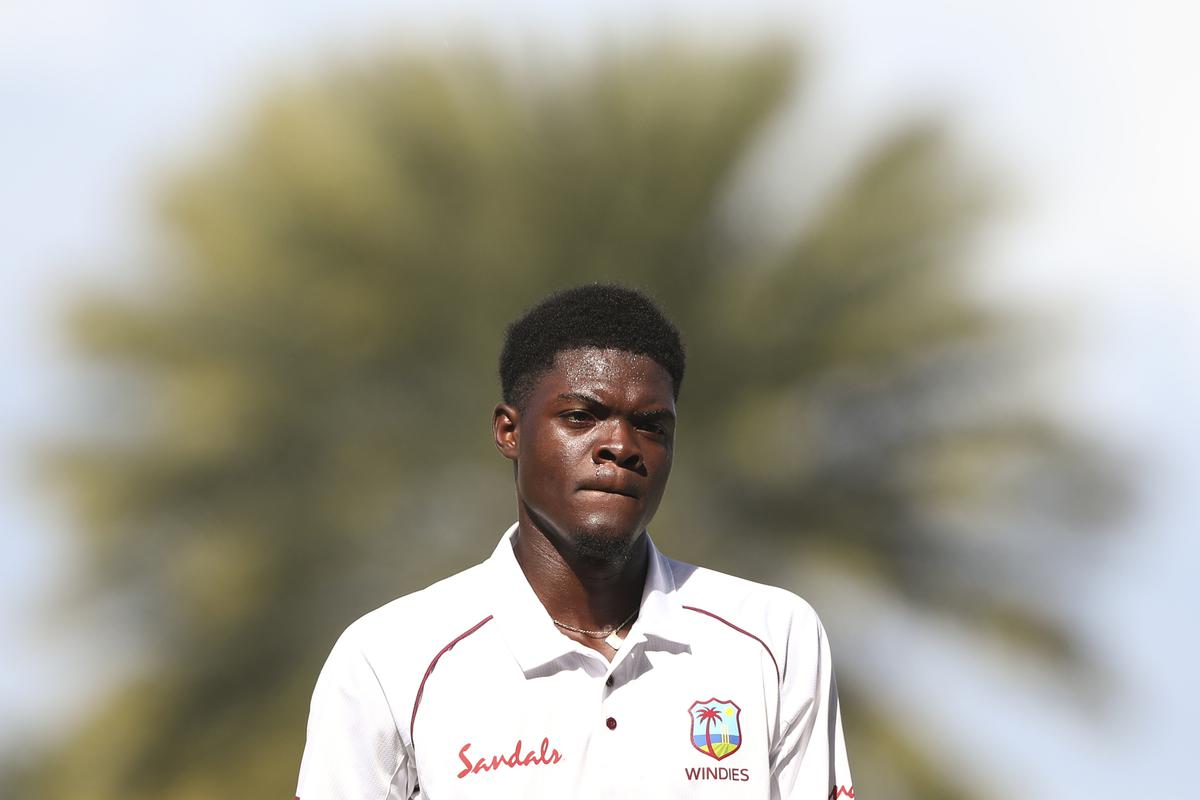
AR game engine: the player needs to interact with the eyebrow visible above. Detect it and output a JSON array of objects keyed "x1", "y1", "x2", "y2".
[
  {"x1": 630, "y1": 408, "x2": 676, "y2": 425},
  {"x1": 556, "y1": 391, "x2": 602, "y2": 405}
]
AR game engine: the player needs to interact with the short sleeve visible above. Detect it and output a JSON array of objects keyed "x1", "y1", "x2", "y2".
[
  {"x1": 295, "y1": 629, "x2": 415, "y2": 800},
  {"x1": 769, "y1": 610, "x2": 854, "y2": 799}
]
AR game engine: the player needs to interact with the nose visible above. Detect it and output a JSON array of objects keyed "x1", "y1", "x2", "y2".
[{"x1": 594, "y1": 419, "x2": 644, "y2": 472}]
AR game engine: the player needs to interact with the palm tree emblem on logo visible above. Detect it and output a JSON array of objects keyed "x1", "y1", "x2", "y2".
[
  {"x1": 696, "y1": 706, "x2": 722, "y2": 755},
  {"x1": 688, "y1": 698, "x2": 742, "y2": 760}
]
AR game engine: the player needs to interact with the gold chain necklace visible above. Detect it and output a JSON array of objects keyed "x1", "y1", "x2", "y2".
[{"x1": 552, "y1": 608, "x2": 638, "y2": 649}]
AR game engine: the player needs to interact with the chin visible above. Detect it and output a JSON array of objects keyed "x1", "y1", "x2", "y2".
[{"x1": 570, "y1": 515, "x2": 644, "y2": 564}]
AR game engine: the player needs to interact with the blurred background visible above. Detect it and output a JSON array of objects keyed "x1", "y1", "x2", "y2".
[{"x1": 2, "y1": 2, "x2": 1197, "y2": 798}]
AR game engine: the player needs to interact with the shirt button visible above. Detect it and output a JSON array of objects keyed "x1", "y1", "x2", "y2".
[
  {"x1": 605, "y1": 716, "x2": 617, "y2": 730},
  {"x1": 605, "y1": 676, "x2": 614, "y2": 687}
]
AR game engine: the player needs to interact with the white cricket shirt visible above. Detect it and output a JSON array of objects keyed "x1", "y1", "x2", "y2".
[{"x1": 296, "y1": 525, "x2": 853, "y2": 799}]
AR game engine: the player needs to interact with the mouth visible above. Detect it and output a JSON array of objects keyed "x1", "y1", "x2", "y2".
[{"x1": 578, "y1": 482, "x2": 641, "y2": 500}]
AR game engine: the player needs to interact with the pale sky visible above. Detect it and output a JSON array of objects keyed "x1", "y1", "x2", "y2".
[{"x1": 3, "y1": 2, "x2": 1197, "y2": 797}]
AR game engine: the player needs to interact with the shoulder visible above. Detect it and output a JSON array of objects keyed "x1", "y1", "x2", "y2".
[
  {"x1": 326, "y1": 560, "x2": 496, "y2": 682},
  {"x1": 668, "y1": 558, "x2": 827, "y2": 682},
  {"x1": 311, "y1": 560, "x2": 499, "y2": 743},
  {"x1": 671, "y1": 558, "x2": 822, "y2": 633}
]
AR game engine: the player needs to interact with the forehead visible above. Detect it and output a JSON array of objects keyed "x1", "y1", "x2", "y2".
[{"x1": 534, "y1": 347, "x2": 675, "y2": 406}]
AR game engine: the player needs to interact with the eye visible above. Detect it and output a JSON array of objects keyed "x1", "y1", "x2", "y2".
[
  {"x1": 562, "y1": 410, "x2": 594, "y2": 424},
  {"x1": 637, "y1": 421, "x2": 668, "y2": 436}
]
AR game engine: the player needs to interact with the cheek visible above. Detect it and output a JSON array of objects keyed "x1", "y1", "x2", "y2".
[
  {"x1": 518, "y1": 429, "x2": 590, "y2": 484},
  {"x1": 647, "y1": 449, "x2": 673, "y2": 497}
]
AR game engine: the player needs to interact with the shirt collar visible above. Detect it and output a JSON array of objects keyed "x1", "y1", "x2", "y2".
[
  {"x1": 627, "y1": 529, "x2": 689, "y2": 646},
  {"x1": 486, "y1": 523, "x2": 689, "y2": 675}
]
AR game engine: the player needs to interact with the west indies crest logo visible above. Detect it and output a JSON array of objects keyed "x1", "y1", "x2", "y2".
[{"x1": 688, "y1": 698, "x2": 742, "y2": 760}]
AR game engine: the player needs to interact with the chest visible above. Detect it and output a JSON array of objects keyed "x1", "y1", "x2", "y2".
[{"x1": 409, "y1": 645, "x2": 778, "y2": 799}]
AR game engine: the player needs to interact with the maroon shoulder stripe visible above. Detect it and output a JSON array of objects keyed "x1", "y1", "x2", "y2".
[
  {"x1": 410, "y1": 615, "x2": 494, "y2": 744},
  {"x1": 682, "y1": 605, "x2": 780, "y2": 684}
]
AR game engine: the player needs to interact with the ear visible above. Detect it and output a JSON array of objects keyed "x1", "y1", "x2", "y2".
[{"x1": 493, "y1": 403, "x2": 520, "y2": 461}]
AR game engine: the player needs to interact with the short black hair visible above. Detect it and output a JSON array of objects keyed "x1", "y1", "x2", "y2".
[{"x1": 499, "y1": 283, "x2": 686, "y2": 408}]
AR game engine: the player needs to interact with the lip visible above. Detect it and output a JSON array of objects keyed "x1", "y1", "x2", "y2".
[{"x1": 577, "y1": 482, "x2": 641, "y2": 500}]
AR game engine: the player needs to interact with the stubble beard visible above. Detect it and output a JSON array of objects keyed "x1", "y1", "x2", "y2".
[
  {"x1": 522, "y1": 502, "x2": 646, "y2": 569},
  {"x1": 571, "y1": 527, "x2": 641, "y2": 566}
]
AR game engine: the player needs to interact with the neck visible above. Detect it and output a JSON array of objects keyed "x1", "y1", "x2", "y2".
[{"x1": 511, "y1": 510, "x2": 649, "y2": 634}]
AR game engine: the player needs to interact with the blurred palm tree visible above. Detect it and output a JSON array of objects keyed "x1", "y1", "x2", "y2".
[{"x1": 19, "y1": 42, "x2": 1119, "y2": 799}]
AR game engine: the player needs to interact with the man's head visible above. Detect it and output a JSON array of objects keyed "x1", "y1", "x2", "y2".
[
  {"x1": 499, "y1": 284, "x2": 686, "y2": 412},
  {"x1": 493, "y1": 285, "x2": 686, "y2": 564}
]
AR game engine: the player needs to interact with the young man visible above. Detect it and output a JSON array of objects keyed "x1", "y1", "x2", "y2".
[{"x1": 295, "y1": 285, "x2": 853, "y2": 799}]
